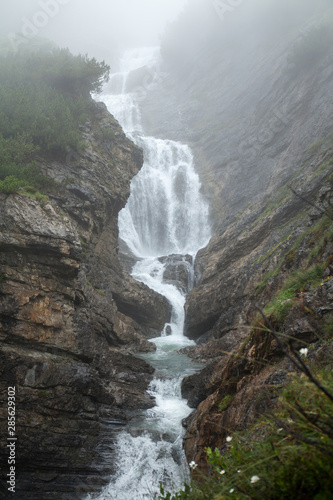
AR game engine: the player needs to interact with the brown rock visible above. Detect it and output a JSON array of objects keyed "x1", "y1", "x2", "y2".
[{"x1": 0, "y1": 102, "x2": 162, "y2": 499}]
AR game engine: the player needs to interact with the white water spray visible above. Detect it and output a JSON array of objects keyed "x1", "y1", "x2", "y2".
[{"x1": 92, "y1": 47, "x2": 210, "y2": 499}]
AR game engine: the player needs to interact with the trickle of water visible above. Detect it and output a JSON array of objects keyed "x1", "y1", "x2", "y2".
[{"x1": 91, "y1": 47, "x2": 210, "y2": 499}]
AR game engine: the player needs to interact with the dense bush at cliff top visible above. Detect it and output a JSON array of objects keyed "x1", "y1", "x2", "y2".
[
  {"x1": 0, "y1": 48, "x2": 109, "y2": 153},
  {"x1": 0, "y1": 47, "x2": 110, "y2": 193}
]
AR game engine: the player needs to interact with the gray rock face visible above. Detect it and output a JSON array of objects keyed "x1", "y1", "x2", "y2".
[
  {"x1": 0, "y1": 102, "x2": 168, "y2": 498},
  {"x1": 140, "y1": 16, "x2": 333, "y2": 233},
  {"x1": 135, "y1": 3, "x2": 333, "y2": 473},
  {"x1": 159, "y1": 254, "x2": 194, "y2": 294},
  {"x1": 137, "y1": 5, "x2": 333, "y2": 343}
]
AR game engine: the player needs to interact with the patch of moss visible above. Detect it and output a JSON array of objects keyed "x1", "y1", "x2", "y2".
[
  {"x1": 218, "y1": 394, "x2": 234, "y2": 411},
  {"x1": 264, "y1": 264, "x2": 324, "y2": 323},
  {"x1": 256, "y1": 216, "x2": 333, "y2": 296},
  {"x1": 21, "y1": 189, "x2": 49, "y2": 202},
  {"x1": 255, "y1": 262, "x2": 283, "y2": 295},
  {"x1": 255, "y1": 234, "x2": 292, "y2": 266}
]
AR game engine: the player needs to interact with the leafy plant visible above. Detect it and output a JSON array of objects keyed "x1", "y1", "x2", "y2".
[
  {"x1": 159, "y1": 360, "x2": 333, "y2": 500},
  {"x1": 0, "y1": 48, "x2": 109, "y2": 154}
]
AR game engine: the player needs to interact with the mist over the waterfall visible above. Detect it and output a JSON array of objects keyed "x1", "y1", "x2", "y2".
[
  {"x1": 0, "y1": 0, "x2": 186, "y2": 61},
  {"x1": 1, "y1": 1, "x2": 333, "y2": 499},
  {"x1": 1, "y1": 0, "x2": 331, "y2": 65}
]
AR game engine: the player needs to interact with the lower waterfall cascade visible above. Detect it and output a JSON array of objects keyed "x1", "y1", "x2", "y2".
[{"x1": 91, "y1": 47, "x2": 211, "y2": 499}]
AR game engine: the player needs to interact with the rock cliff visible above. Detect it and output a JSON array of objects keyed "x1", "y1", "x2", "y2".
[
  {"x1": 0, "y1": 102, "x2": 170, "y2": 499},
  {"x1": 181, "y1": 176, "x2": 333, "y2": 468},
  {"x1": 1, "y1": 1, "x2": 333, "y2": 495},
  {"x1": 136, "y1": 0, "x2": 333, "y2": 476}
]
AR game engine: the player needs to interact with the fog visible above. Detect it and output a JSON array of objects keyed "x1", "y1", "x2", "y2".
[
  {"x1": 0, "y1": 0, "x2": 187, "y2": 62},
  {"x1": 1, "y1": 0, "x2": 332, "y2": 65}
]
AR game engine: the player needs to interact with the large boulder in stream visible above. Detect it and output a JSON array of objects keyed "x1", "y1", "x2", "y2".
[{"x1": 159, "y1": 254, "x2": 195, "y2": 294}]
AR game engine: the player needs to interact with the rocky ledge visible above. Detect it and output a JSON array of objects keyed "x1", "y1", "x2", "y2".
[
  {"x1": 0, "y1": 102, "x2": 170, "y2": 499},
  {"x1": 181, "y1": 160, "x2": 333, "y2": 469}
]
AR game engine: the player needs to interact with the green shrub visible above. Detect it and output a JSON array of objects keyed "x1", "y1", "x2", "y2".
[
  {"x1": 0, "y1": 47, "x2": 109, "y2": 194},
  {"x1": 159, "y1": 366, "x2": 333, "y2": 500},
  {"x1": 0, "y1": 139, "x2": 57, "y2": 195},
  {"x1": 0, "y1": 175, "x2": 25, "y2": 193},
  {"x1": 0, "y1": 48, "x2": 109, "y2": 154}
]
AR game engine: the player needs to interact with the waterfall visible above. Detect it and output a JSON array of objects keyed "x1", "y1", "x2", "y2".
[
  {"x1": 91, "y1": 47, "x2": 211, "y2": 499},
  {"x1": 119, "y1": 136, "x2": 210, "y2": 258}
]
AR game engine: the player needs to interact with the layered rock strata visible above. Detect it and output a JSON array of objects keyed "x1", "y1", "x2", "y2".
[
  {"x1": 181, "y1": 164, "x2": 333, "y2": 468},
  {"x1": 136, "y1": 2, "x2": 333, "y2": 475},
  {"x1": 0, "y1": 102, "x2": 170, "y2": 499}
]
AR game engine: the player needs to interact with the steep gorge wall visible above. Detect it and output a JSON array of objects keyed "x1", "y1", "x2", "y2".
[
  {"x1": 138, "y1": 1, "x2": 333, "y2": 339},
  {"x1": 137, "y1": 0, "x2": 333, "y2": 473},
  {"x1": 141, "y1": 3, "x2": 333, "y2": 228},
  {"x1": 0, "y1": 102, "x2": 171, "y2": 499}
]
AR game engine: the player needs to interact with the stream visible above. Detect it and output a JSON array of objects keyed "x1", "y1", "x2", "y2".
[{"x1": 92, "y1": 47, "x2": 211, "y2": 499}]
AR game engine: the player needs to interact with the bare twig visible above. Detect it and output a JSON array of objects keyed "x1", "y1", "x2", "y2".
[
  {"x1": 274, "y1": 419, "x2": 333, "y2": 456},
  {"x1": 294, "y1": 399, "x2": 333, "y2": 438},
  {"x1": 255, "y1": 304, "x2": 333, "y2": 403},
  {"x1": 289, "y1": 186, "x2": 333, "y2": 221}
]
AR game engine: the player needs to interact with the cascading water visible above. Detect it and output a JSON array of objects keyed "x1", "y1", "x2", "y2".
[{"x1": 92, "y1": 47, "x2": 211, "y2": 499}]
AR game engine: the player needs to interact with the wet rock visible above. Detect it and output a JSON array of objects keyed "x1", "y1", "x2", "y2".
[
  {"x1": 0, "y1": 101, "x2": 161, "y2": 499},
  {"x1": 165, "y1": 325, "x2": 172, "y2": 336},
  {"x1": 118, "y1": 238, "x2": 140, "y2": 273},
  {"x1": 159, "y1": 254, "x2": 194, "y2": 294},
  {"x1": 125, "y1": 66, "x2": 155, "y2": 94},
  {"x1": 112, "y1": 273, "x2": 172, "y2": 338}
]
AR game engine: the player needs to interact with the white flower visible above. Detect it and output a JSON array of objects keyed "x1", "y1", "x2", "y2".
[
  {"x1": 299, "y1": 348, "x2": 308, "y2": 357},
  {"x1": 278, "y1": 428, "x2": 283, "y2": 433},
  {"x1": 220, "y1": 469, "x2": 226, "y2": 475},
  {"x1": 237, "y1": 469, "x2": 241, "y2": 473},
  {"x1": 189, "y1": 461, "x2": 198, "y2": 470},
  {"x1": 226, "y1": 436, "x2": 233, "y2": 442},
  {"x1": 250, "y1": 475, "x2": 260, "y2": 484},
  {"x1": 230, "y1": 488, "x2": 235, "y2": 493}
]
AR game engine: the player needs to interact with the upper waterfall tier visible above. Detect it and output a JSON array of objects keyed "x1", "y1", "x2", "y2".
[
  {"x1": 119, "y1": 136, "x2": 211, "y2": 257},
  {"x1": 101, "y1": 47, "x2": 211, "y2": 259}
]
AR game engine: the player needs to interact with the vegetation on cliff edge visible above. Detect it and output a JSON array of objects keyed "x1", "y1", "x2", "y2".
[
  {"x1": 160, "y1": 341, "x2": 333, "y2": 500},
  {"x1": 0, "y1": 45, "x2": 110, "y2": 194},
  {"x1": 160, "y1": 186, "x2": 333, "y2": 500}
]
